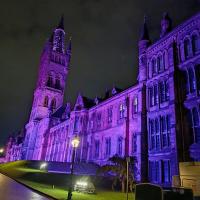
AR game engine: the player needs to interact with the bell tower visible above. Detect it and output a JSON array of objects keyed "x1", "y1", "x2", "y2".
[{"x1": 29, "y1": 16, "x2": 71, "y2": 121}]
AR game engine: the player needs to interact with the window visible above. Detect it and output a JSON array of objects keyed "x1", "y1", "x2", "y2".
[
  {"x1": 155, "y1": 118, "x2": 160, "y2": 149},
  {"x1": 161, "y1": 116, "x2": 170, "y2": 147},
  {"x1": 159, "y1": 81, "x2": 169, "y2": 103},
  {"x1": 192, "y1": 34, "x2": 200, "y2": 53},
  {"x1": 149, "y1": 87, "x2": 153, "y2": 107},
  {"x1": 50, "y1": 99, "x2": 56, "y2": 110},
  {"x1": 152, "y1": 58, "x2": 157, "y2": 76},
  {"x1": 94, "y1": 140, "x2": 99, "y2": 158},
  {"x1": 46, "y1": 76, "x2": 53, "y2": 87},
  {"x1": 133, "y1": 97, "x2": 138, "y2": 114},
  {"x1": 105, "y1": 138, "x2": 111, "y2": 157},
  {"x1": 119, "y1": 102, "x2": 126, "y2": 119},
  {"x1": 149, "y1": 119, "x2": 155, "y2": 149},
  {"x1": 157, "y1": 55, "x2": 164, "y2": 72},
  {"x1": 117, "y1": 137, "x2": 123, "y2": 156},
  {"x1": 184, "y1": 39, "x2": 191, "y2": 59},
  {"x1": 188, "y1": 68, "x2": 196, "y2": 93},
  {"x1": 97, "y1": 113, "x2": 101, "y2": 128},
  {"x1": 162, "y1": 160, "x2": 171, "y2": 183},
  {"x1": 44, "y1": 96, "x2": 49, "y2": 107},
  {"x1": 192, "y1": 108, "x2": 200, "y2": 143},
  {"x1": 154, "y1": 85, "x2": 158, "y2": 105},
  {"x1": 195, "y1": 65, "x2": 200, "y2": 90},
  {"x1": 149, "y1": 160, "x2": 160, "y2": 183},
  {"x1": 132, "y1": 134, "x2": 137, "y2": 153},
  {"x1": 108, "y1": 107, "x2": 113, "y2": 123},
  {"x1": 55, "y1": 78, "x2": 61, "y2": 89}
]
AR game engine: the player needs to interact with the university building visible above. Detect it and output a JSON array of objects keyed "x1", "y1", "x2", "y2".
[{"x1": 5, "y1": 12, "x2": 200, "y2": 187}]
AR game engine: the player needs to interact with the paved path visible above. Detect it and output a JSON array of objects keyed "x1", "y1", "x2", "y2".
[{"x1": 0, "y1": 173, "x2": 51, "y2": 200}]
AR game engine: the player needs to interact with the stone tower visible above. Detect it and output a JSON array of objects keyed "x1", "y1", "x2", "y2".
[
  {"x1": 23, "y1": 16, "x2": 71, "y2": 160},
  {"x1": 29, "y1": 16, "x2": 71, "y2": 121}
]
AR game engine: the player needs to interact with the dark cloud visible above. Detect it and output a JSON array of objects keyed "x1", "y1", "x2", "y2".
[{"x1": 0, "y1": 0, "x2": 200, "y2": 145}]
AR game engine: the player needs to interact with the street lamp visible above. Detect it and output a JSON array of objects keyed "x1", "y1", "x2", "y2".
[
  {"x1": 40, "y1": 162, "x2": 47, "y2": 170},
  {"x1": 0, "y1": 148, "x2": 4, "y2": 154},
  {"x1": 67, "y1": 136, "x2": 80, "y2": 200}
]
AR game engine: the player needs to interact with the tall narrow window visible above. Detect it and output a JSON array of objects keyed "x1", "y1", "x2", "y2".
[
  {"x1": 55, "y1": 78, "x2": 61, "y2": 89},
  {"x1": 150, "y1": 119, "x2": 156, "y2": 149},
  {"x1": 155, "y1": 118, "x2": 160, "y2": 149},
  {"x1": 94, "y1": 140, "x2": 99, "y2": 158},
  {"x1": 195, "y1": 65, "x2": 200, "y2": 90},
  {"x1": 157, "y1": 55, "x2": 164, "y2": 72},
  {"x1": 154, "y1": 85, "x2": 158, "y2": 105},
  {"x1": 192, "y1": 34, "x2": 200, "y2": 53},
  {"x1": 133, "y1": 97, "x2": 138, "y2": 114},
  {"x1": 119, "y1": 102, "x2": 126, "y2": 119},
  {"x1": 152, "y1": 58, "x2": 157, "y2": 76},
  {"x1": 108, "y1": 107, "x2": 113, "y2": 123},
  {"x1": 117, "y1": 137, "x2": 123, "y2": 156},
  {"x1": 46, "y1": 76, "x2": 53, "y2": 87},
  {"x1": 188, "y1": 68, "x2": 196, "y2": 93},
  {"x1": 44, "y1": 96, "x2": 49, "y2": 107},
  {"x1": 132, "y1": 134, "x2": 137, "y2": 154},
  {"x1": 184, "y1": 39, "x2": 191, "y2": 59},
  {"x1": 97, "y1": 113, "x2": 101, "y2": 128},
  {"x1": 50, "y1": 99, "x2": 56, "y2": 110},
  {"x1": 149, "y1": 87, "x2": 154, "y2": 107},
  {"x1": 165, "y1": 81, "x2": 169, "y2": 101},
  {"x1": 159, "y1": 81, "x2": 165, "y2": 103},
  {"x1": 105, "y1": 138, "x2": 111, "y2": 157},
  {"x1": 192, "y1": 108, "x2": 200, "y2": 143},
  {"x1": 162, "y1": 160, "x2": 171, "y2": 183}
]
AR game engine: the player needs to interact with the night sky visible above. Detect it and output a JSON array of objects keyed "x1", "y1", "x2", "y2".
[{"x1": 0, "y1": 0, "x2": 200, "y2": 146}]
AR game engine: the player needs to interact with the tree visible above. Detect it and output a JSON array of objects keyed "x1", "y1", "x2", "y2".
[{"x1": 98, "y1": 155, "x2": 136, "y2": 193}]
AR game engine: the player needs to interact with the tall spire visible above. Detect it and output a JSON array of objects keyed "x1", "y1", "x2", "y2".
[
  {"x1": 140, "y1": 15, "x2": 150, "y2": 41},
  {"x1": 57, "y1": 14, "x2": 64, "y2": 30}
]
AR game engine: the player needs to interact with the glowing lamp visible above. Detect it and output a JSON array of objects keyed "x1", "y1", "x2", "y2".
[
  {"x1": 40, "y1": 162, "x2": 47, "y2": 170},
  {"x1": 0, "y1": 148, "x2": 4, "y2": 154},
  {"x1": 71, "y1": 136, "x2": 80, "y2": 148}
]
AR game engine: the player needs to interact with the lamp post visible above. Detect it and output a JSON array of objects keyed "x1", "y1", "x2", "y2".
[
  {"x1": 126, "y1": 157, "x2": 130, "y2": 200},
  {"x1": 67, "y1": 136, "x2": 80, "y2": 200}
]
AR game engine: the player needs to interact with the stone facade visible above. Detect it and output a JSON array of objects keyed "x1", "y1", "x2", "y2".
[{"x1": 5, "y1": 12, "x2": 200, "y2": 187}]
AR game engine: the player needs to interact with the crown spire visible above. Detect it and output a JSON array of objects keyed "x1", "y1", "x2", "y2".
[{"x1": 160, "y1": 12, "x2": 172, "y2": 38}]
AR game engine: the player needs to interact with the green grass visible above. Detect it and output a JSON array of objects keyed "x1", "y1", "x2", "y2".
[{"x1": 0, "y1": 161, "x2": 135, "y2": 200}]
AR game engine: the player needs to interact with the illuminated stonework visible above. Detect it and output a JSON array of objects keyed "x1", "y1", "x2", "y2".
[{"x1": 5, "y1": 12, "x2": 200, "y2": 187}]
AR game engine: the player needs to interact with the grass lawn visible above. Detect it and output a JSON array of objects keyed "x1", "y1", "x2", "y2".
[{"x1": 0, "y1": 161, "x2": 135, "y2": 200}]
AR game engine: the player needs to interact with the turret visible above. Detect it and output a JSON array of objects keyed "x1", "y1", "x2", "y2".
[{"x1": 138, "y1": 16, "x2": 151, "y2": 82}]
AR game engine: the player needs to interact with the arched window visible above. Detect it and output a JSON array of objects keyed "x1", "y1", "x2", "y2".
[
  {"x1": 192, "y1": 34, "x2": 200, "y2": 53},
  {"x1": 46, "y1": 76, "x2": 53, "y2": 87},
  {"x1": 192, "y1": 108, "x2": 200, "y2": 143},
  {"x1": 184, "y1": 38, "x2": 191, "y2": 59},
  {"x1": 195, "y1": 65, "x2": 200, "y2": 90},
  {"x1": 117, "y1": 137, "x2": 123, "y2": 156},
  {"x1": 50, "y1": 99, "x2": 56, "y2": 110},
  {"x1": 55, "y1": 78, "x2": 61, "y2": 89},
  {"x1": 43, "y1": 96, "x2": 49, "y2": 107},
  {"x1": 188, "y1": 68, "x2": 196, "y2": 93}
]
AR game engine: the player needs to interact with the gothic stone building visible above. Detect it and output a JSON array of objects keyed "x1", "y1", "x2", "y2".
[{"x1": 6, "y1": 12, "x2": 200, "y2": 187}]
